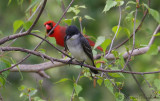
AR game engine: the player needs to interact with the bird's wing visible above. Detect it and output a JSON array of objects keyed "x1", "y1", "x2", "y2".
[
  {"x1": 64, "y1": 35, "x2": 69, "y2": 51},
  {"x1": 80, "y1": 34, "x2": 94, "y2": 65}
]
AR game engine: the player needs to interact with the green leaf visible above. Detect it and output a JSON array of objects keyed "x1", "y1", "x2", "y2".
[
  {"x1": 82, "y1": 27, "x2": 86, "y2": 34},
  {"x1": 94, "y1": 36, "x2": 105, "y2": 49},
  {"x1": 84, "y1": 15, "x2": 95, "y2": 20},
  {"x1": 97, "y1": 79, "x2": 103, "y2": 86},
  {"x1": 26, "y1": 0, "x2": 40, "y2": 12},
  {"x1": 48, "y1": 37, "x2": 57, "y2": 46},
  {"x1": 23, "y1": 21, "x2": 32, "y2": 31},
  {"x1": 79, "y1": 5, "x2": 86, "y2": 9},
  {"x1": 112, "y1": 26, "x2": 130, "y2": 38},
  {"x1": 115, "y1": 92, "x2": 124, "y2": 101},
  {"x1": 13, "y1": 20, "x2": 24, "y2": 33},
  {"x1": 126, "y1": 1, "x2": 136, "y2": 6},
  {"x1": 0, "y1": 30, "x2": 3, "y2": 35},
  {"x1": 74, "y1": 83, "x2": 82, "y2": 96},
  {"x1": 149, "y1": 9, "x2": 160, "y2": 24},
  {"x1": 125, "y1": 11, "x2": 134, "y2": 22},
  {"x1": 112, "y1": 26, "x2": 122, "y2": 38},
  {"x1": 31, "y1": 30, "x2": 41, "y2": 33},
  {"x1": 79, "y1": 97, "x2": 85, "y2": 101},
  {"x1": 147, "y1": 44, "x2": 158, "y2": 55},
  {"x1": 18, "y1": 85, "x2": 27, "y2": 91},
  {"x1": 101, "y1": 39, "x2": 111, "y2": 54},
  {"x1": 103, "y1": 0, "x2": 117, "y2": 13},
  {"x1": 63, "y1": 19, "x2": 72, "y2": 25},
  {"x1": 0, "y1": 59, "x2": 11, "y2": 87},
  {"x1": 55, "y1": 78, "x2": 69, "y2": 84},
  {"x1": 129, "y1": 96, "x2": 138, "y2": 101},
  {"x1": 154, "y1": 32, "x2": 160, "y2": 36},
  {"x1": 154, "y1": 79, "x2": 160, "y2": 90},
  {"x1": 104, "y1": 79, "x2": 114, "y2": 94},
  {"x1": 29, "y1": 89, "x2": 37, "y2": 97},
  {"x1": 143, "y1": 4, "x2": 160, "y2": 24},
  {"x1": 116, "y1": 1, "x2": 124, "y2": 6},
  {"x1": 8, "y1": 0, "x2": 12, "y2": 5}
]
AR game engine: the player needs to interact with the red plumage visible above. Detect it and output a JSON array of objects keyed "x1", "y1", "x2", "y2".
[{"x1": 44, "y1": 20, "x2": 103, "y2": 51}]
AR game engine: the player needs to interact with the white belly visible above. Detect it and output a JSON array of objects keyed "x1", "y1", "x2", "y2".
[{"x1": 66, "y1": 35, "x2": 92, "y2": 65}]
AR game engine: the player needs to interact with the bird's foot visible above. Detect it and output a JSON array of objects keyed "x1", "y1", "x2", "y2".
[
  {"x1": 80, "y1": 60, "x2": 85, "y2": 67},
  {"x1": 67, "y1": 58, "x2": 74, "y2": 65}
]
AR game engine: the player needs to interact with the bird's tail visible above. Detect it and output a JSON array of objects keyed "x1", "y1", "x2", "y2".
[
  {"x1": 90, "y1": 68, "x2": 98, "y2": 74},
  {"x1": 90, "y1": 63, "x2": 98, "y2": 74}
]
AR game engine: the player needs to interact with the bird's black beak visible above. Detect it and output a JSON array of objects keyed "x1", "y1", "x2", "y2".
[{"x1": 66, "y1": 35, "x2": 71, "y2": 40}]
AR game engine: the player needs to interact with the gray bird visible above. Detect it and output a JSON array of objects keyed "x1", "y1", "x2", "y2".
[{"x1": 64, "y1": 25, "x2": 98, "y2": 74}]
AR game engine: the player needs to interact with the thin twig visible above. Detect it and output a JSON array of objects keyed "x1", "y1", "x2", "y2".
[
  {"x1": 5, "y1": 1, "x2": 43, "y2": 47},
  {"x1": 148, "y1": 25, "x2": 160, "y2": 46},
  {"x1": 27, "y1": 0, "x2": 47, "y2": 33},
  {"x1": 122, "y1": 2, "x2": 138, "y2": 71},
  {"x1": 127, "y1": 64, "x2": 148, "y2": 101},
  {"x1": 105, "y1": 6, "x2": 122, "y2": 58},
  {"x1": 141, "y1": 74, "x2": 155, "y2": 98},
  {"x1": 60, "y1": 0, "x2": 67, "y2": 19},
  {"x1": 113, "y1": 0, "x2": 150, "y2": 50},
  {"x1": 0, "y1": 36, "x2": 46, "y2": 73},
  {"x1": 48, "y1": 0, "x2": 74, "y2": 36},
  {"x1": 70, "y1": 69, "x2": 82, "y2": 101}
]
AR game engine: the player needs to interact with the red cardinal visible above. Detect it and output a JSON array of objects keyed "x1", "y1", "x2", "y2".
[{"x1": 44, "y1": 20, "x2": 103, "y2": 51}]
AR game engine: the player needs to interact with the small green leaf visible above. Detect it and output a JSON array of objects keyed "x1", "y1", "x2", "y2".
[
  {"x1": 18, "y1": 85, "x2": 27, "y2": 91},
  {"x1": 79, "y1": 5, "x2": 86, "y2": 9},
  {"x1": 94, "y1": 36, "x2": 105, "y2": 49},
  {"x1": 116, "y1": 1, "x2": 124, "y2": 6},
  {"x1": 26, "y1": 0, "x2": 40, "y2": 12},
  {"x1": 104, "y1": 79, "x2": 114, "y2": 94},
  {"x1": 29, "y1": 89, "x2": 37, "y2": 97},
  {"x1": 31, "y1": 30, "x2": 41, "y2": 33},
  {"x1": 48, "y1": 37, "x2": 57, "y2": 46},
  {"x1": 147, "y1": 44, "x2": 158, "y2": 55},
  {"x1": 79, "y1": 97, "x2": 85, "y2": 101},
  {"x1": 115, "y1": 92, "x2": 124, "y2": 101},
  {"x1": 23, "y1": 21, "x2": 32, "y2": 31},
  {"x1": 101, "y1": 39, "x2": 111, "y2": 54},
  {"x1": 13, "y1": 20, "x2": 24, "y2": 33},
  {"x1": 154, "y1": 32, "x2": 160, "y2": 36},
  {"x1": 103, "y1": 0, "x2": 117, "y2": 13},
  {"x1": 97, "y1": 79, "x2": 103, "y2": 86},
  {"x1": 129, "y1": 96, "x2": 138, "y2": 101},
  {"x1": 0, "y1": 30, "x2": 3, "y2": 35},
  {"x1": 154, "y1": 79, "x2": 160, "y2": 90},
  {"x1": 63, "y1": 19, "x2": 72, "y2": 25},
  {"x1": 149, "y1": 9, "x2": 160, "y2": 24},
  {"x1": 8, "y1": 0, "x2": 12, "y2": 5},
  {"x1": 74, "y1": 83, "x2": 82, "y2": 95},
  {"x1": 0, "y1": 59, "x2": 11, "y2": 87},
  {"x1": 126, "y1": 1, "x2": 136, "y2": 6},
  {"x1": 55, "y1": 78, "x2": 69, "y2": 84},
  {"x1": 82, "y1": 27, "x2": 86, "y2": 34},
  {"x1": 84, "y1": 15, "x2": 95, "y2": 20}
]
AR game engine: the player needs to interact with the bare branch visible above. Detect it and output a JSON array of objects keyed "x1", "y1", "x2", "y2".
[
  {"x1": 122, "y1": 2, "x2": 138, "y2": 70},
  {"x1": 105, "y1": 6, "x2": 122, "y2": 58},
  {"x1": 148, "y1": 25, "x2": 160, "y2": 46},
  {"x1": 27, "y1": 0, "x2": 47, "y2": 33},
  {"x1": 127, "y1": 64, "x2": 148, "y2": 100},
  {"x1": 48, "y1": 0, "x2": 75, "y2": 36}
]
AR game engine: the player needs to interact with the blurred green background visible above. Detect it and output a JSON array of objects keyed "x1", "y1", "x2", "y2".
[{"x1": 0, "y1": 0, "x2": 160, "y2": 101}]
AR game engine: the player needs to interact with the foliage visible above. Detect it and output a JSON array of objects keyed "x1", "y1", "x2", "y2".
[{"x1": 0, "y1": 0, "x2": 160, "y2": 101}]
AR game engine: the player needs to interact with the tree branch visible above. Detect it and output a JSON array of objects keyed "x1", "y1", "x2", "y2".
[{"x1": 1, "y1": 46, "x2": 160, "y2": 74}]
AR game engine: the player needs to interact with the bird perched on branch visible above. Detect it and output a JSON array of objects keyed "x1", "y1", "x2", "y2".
[
  {"x1": 44, "y1": 20, "x2": 103, "y2": 51},
  {"x1": 64, "y1": 25, "x2": 98, "y2": 74}
]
